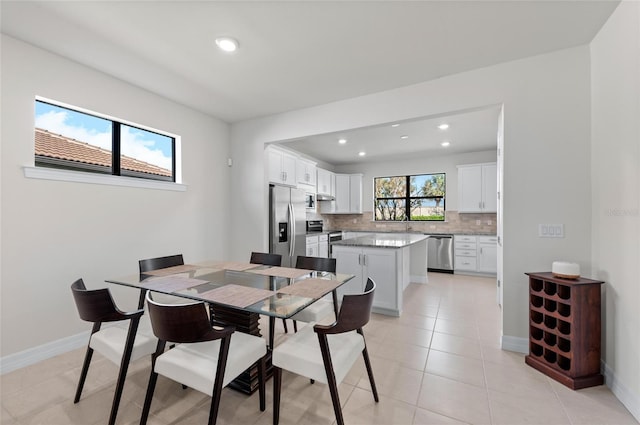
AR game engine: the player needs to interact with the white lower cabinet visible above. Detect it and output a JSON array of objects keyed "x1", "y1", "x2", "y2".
[
  {"x1": 305, "y1": 235, "x2": 319, "y2": 257},
  {"x1": 332, "y1": 245, "x2": 405, "y2": 316},
  {"x1": 318, "y1": 234, "x2": 329, "y2": 258},
  {"x1": 454, "y1": 235, "x2": 497, "y2": 275},
  {"x1": 477, "y1": 236, "x2": 498, "y2": 274}
]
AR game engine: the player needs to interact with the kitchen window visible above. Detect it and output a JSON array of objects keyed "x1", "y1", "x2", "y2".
[
  {"x1": 34, "y1": 99, "x2": 176, "y2": 182},
  {"x1": 374, "y1": 173, "x2": 445, "y2": 221}
]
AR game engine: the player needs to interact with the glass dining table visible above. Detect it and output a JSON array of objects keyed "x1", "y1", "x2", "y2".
[{"x1": 106, "y1": 260, "x2": 354, "y2": 394}]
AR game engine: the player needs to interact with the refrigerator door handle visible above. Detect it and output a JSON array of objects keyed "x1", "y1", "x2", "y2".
[{"x1": 288, "y1": 202, "x2": 295, "y2": 258}]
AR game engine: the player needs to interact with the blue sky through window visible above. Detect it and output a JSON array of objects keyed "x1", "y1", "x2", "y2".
[{"x1": 35, "y1": 101, "x2": 172, "y2": 170}]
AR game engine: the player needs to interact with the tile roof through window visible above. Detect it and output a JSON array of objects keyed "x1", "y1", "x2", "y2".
[{"x1": 34, "y1": 128, "x2": 172, "y2": 177}]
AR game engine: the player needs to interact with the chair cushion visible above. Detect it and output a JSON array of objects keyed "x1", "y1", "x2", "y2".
[
  {"x1": 290, "y1": 299, "x2": 333, "y2": 323},
  {"x1": 90, "y1": 325, "x2": 157, "y2": 365},
  {"x1": 272, "y1": 323, "x2": 364, "y2": 385},
  {"x1": 154, "y1": 331, "x2": 266, "y2": 396}
]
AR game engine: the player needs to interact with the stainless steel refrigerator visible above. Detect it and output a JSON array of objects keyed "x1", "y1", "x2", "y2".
[{"x1": 269, "y1": 184, "x2": 306, "y2": 267}]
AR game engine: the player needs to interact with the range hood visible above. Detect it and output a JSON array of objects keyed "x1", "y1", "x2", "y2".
[{"x1": 316, "y1": 193, "x2": 335, "y2": 201}]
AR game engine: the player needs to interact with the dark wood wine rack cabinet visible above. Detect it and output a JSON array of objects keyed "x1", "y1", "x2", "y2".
[{"x1": 525, "y1": 272, "x2": 604, "y2": 390}]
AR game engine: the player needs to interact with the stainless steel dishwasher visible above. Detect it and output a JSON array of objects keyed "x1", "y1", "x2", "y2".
[{"x1": 427, "y1": 234, "x2": 454, "y2": 273}]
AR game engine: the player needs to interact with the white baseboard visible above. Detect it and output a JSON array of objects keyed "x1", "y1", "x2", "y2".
[
  {"x1": 602, "y1": 360, "x2": 640, "y2": 422},
  {"x1": 0, "y1": 331, "x2": 89, "y2": 375},
  {"x1": 500, "y1": 335, "x2": 529, "y2": 353}
]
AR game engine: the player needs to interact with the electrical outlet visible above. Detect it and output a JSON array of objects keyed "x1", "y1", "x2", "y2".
[
  {"x1": 430, "y1": 225, "x2": 436, "y2": 230},
  {"x1": 539, "y1": 224, "x2": 564, "y2": 238},
  {"x1": 487, "y1": 220, "x2": 492, "y2": 225},
  {"x1": 476, "y1": 220, "x2": 481, "y2": 225}
]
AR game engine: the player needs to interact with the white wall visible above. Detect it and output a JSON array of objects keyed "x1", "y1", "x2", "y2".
[
  {"x1": 590, "y1": 1, "x2": 640, "y2": 417},
  {"x1": 0, "y1": 35, "x2": 231, "y2": 358},
  {"x1": 334, "y1": 150, "x2": 497, "y2": 212},
  {"x1": 230, "y1": 46, "x2": 593, "y2": 354}
]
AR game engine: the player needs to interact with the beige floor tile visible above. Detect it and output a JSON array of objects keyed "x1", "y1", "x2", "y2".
[
  {"x1": 403, "y1": 302, "x2": 440, "y2": 318},
  {"x1": 483, "y1": 360, "x2": 555, "y2": 398},
  {"x1": 480, "y1": 344, "x2": 526, "y2": 367},
  {"x1": 1, "y1": 406, "x2": 17, "y2": 425},
  {"x1": 487, "y1": 389, "x2": 571, "y2": 425},
  {"x1": 396, "y1": 313, "x2": 437, "y2": 331},
  {"x1": 384, "y1": 323, "x2": 433, "y2": 348},
  {"x1": 550, "y1": 380, "x2": 639, "y2": 425},
  {"x1": 357, "y1": 357, "x2": 424, "y2": 405},
  {"x1": 413, "y1": 407, "x2": 470, "y2": 424},
  {"x1": 368, "y1": 339, "x2": 429, "y2": 371},
  {"x1": 2, "y1": 373, "x2": 77, "y2": 419},
  {"x1": 417, "y1": 373, "x2": 491, "y2": 424},
  {"x1": 342, "y1": 386, "x2": 416, "y2": 425},
  {"x1": 425, "y1": 350, "x2": 486, "y2": 388},
  {"x1": 430, "y1": 332, "x2": 482, "y2": 360},
  {"x1": 433, "y1": 318, "x2": 479, "y2": 339}
]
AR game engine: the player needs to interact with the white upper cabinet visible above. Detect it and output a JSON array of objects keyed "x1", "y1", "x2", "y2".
[
  {"x1": 334, "y1": 173, "x2": 363, "y2": 214},
  {"x1": 457, "y1": 163, "x2": 497, "y2": 213},
  {"x1": 316, "y1": 168, "x2": 334, "y2": 196},
  {"x1": 267, "y1": 147, "x2": 297, "y2": 186},
  {"x1": 296, "y1": 158, "x2": 317, "y2": 189}
]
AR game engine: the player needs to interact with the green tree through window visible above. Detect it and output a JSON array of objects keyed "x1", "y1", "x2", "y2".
[{"x1": 375, "y1": 173, "x2": 445, "y2": 221}]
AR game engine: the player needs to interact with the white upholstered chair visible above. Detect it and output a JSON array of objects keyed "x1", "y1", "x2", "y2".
[
  {"x1": 140, "y1": 292, "x2": 267, "y2": 425},
  {"x1": 71, "y1": 278, "x2": 157, "y2": 425},
  {"x1": 272, "y1": 278, "x2": 379, "y2": 425}
]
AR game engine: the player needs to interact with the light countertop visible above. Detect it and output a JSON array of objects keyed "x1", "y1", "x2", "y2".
[{"x1": 332, "y1": 233, "x2": 428, "y2": 249}]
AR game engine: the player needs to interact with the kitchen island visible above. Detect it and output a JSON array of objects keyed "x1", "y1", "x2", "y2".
[{"x1": 332, "y1": 233, "x2": 428, "y2": 316}]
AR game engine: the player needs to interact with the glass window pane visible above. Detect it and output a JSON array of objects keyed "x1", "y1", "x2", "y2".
[
  {"x1": 409, "y1": 198, "x2": 445, "y2": 221},
  {"x1": 34, "y1": 100, "x2": 112, "y2": 174},
  {"x1": 374, "y1": 199, "x2": 407, "y2": 221},
  {"x1": 375, "y1": 176, "x2": 406, "y2": 198},
  {"x1": 410, "y1": 173, "x2": 445, "y2": 197},
  {"x1": 120, "y1": 125, "x2": 173, "y2": 179}
]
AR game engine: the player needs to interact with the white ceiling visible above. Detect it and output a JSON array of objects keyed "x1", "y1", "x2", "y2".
[
  {"x1": 280, "y1": 106, "x2": 502, "y2": 165},
  {"x1": 1, "y1": 1, "x2": 618, "y2": 164}
]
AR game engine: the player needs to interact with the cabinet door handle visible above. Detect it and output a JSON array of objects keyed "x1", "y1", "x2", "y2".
[
  {"x1": 479, "y1": 202, "x2": 482, "y2": 209},
  {"x1": 362, "y1": 254, "x2": 366, "y2": 266}
]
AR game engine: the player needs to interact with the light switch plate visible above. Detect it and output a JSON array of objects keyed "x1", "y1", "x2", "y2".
[{"x1": 539, "y1": 224, "x2": 564, "y2": 238}]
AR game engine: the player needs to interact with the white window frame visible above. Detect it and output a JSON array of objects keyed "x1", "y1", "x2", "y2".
[{"x1": 27, "y1": 96, "x2": 185, "y2": 192}]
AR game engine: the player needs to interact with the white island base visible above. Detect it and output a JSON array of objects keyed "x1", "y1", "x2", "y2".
[{"x1": 332, "y1": 233, "x2": 428, "y2": 316}]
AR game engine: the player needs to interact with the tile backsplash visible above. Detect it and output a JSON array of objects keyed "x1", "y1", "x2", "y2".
[{"x1": 321, "y1": 211, "x2": 497, "y2": 235}]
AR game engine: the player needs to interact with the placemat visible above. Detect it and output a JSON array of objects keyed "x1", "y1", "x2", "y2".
[
  {"x1": 140, "y1": 275, "x2": 209, "y2": 292},
  {"x1": 143, "y1": 264, "x2": 202, "y2": 276},
  {"x1": 276, "y1": 278, "x2": 341, "y2": 299},
  {"x1": 200, "y1": 261, "x2": 260, "y2": 272},
  {"x1": 199, "y1": 284, "x2": 275, "y2": 308},
  {"x1": 247, "y1": 266, "x2": 313, "y2": 279}
]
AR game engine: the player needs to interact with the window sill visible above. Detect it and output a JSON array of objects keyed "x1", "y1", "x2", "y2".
[{"x1": 23, "y1": 167, "x2": 187, "y2": 192}]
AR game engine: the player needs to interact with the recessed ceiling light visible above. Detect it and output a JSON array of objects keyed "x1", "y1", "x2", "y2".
[
  {"x1": 391, "y1": 123, "x2": 400, "y2": 127},
  {"x1": 215, "y1": 37, "x2": 239, "y2": 53},
  {"x1": 438, "y1": 124, "x2": 450, "y2": 130},
  {"x1": 358, "y1": 151, "x2": 366, "y2": 156},
  {"x1": 441, "y1": 141, "x2": 450, "y2": 147},
  {"x1": 338, "y1": 138, "x2": 347, "y2": 144},
  {"x1": 400, "y1": 135, "x2": 409, "y2": 139}
]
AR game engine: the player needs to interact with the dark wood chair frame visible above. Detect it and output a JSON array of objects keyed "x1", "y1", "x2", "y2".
[
  {"x1": 71, "y1": 278, "x2": 145, "y2": 425},
  {"x1": 249, "y1": 251, "x2": 283, "y2": 349},
  {"x1": 137, "y1": 254, "x2": 184, "y2": 308},
  {"x1": 140, "y1": 292, "x2": 266, "y2": 425},
  {"x1": 288, "y1": 255, "x2": 339, "y2": 333},
  {"x1": 273, "y1": 278, "x2": 379, "y2": 425}
]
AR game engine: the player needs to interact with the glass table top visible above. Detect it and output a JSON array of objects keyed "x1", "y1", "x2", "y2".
[{"x1": 106, "y1": 262, "x2": 354, "y2": 319}]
